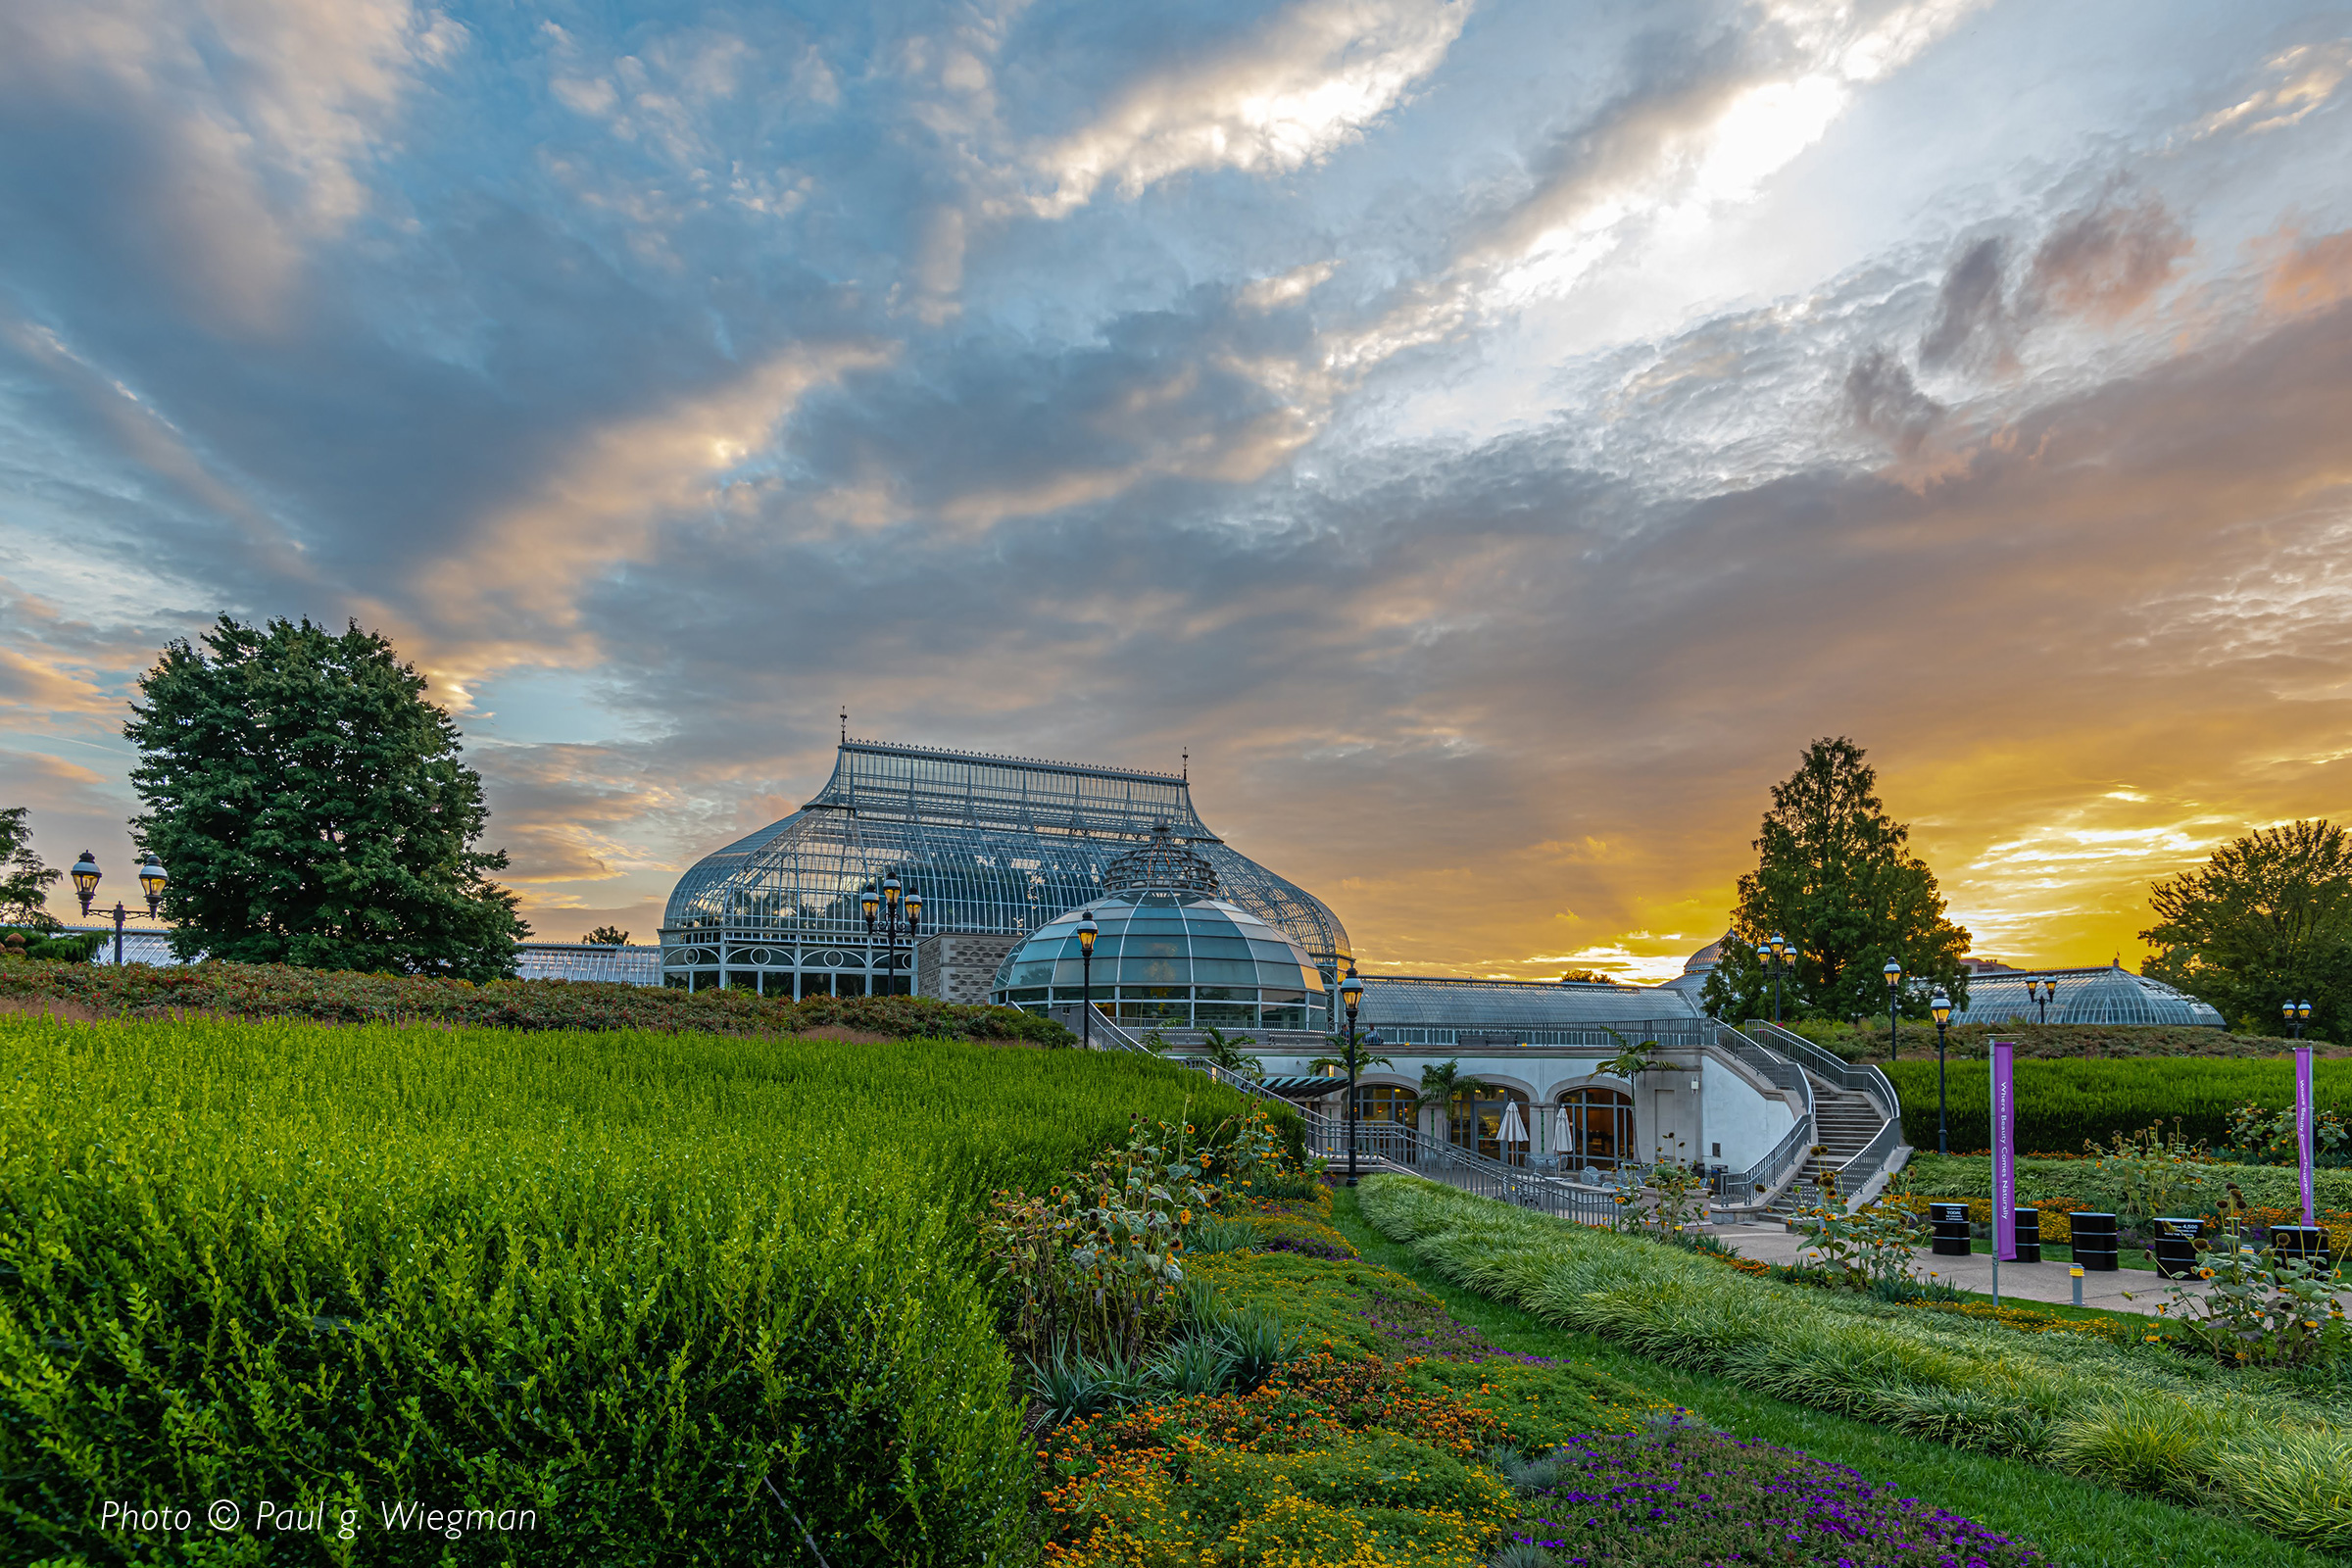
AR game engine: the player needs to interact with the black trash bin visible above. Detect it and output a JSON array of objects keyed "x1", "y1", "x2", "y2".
[
  {"x1": 2071, "y1": 1211, "x2": 2119, "y2": 1272},
  {"x1": 2013, "y1": 1207, "x2": 2041, "y2": 1264},
  {"x1": 2151, "y1": 1217, "x2": 2204, "y2": 1280},
  {"x1": 2269, "y1": 1224, "x2": 2331, "y2": 1267},
  {"x1": 1930, "y1": 1201, "x2": 1972, "y2": 1257}
]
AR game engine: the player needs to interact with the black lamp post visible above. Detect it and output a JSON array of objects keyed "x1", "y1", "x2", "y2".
[
  {"x1": 859, "y1": 875, "x2": 922, "y2": 997},
  {"x1": 1340, "y1": 969, "x2": 1365, "y2": 1188},
  {"x1": 1883, "y1": 958, "x2": 1903, "y2": 1059},
  {"x1": 1931, "y1": 987, "x2": 1952, "y2": 1155},
  {"x1": 1766, "y1": 932, "x2": 1792, "y2": 1025},
  {"x1": 1076, "y1": 913, "x2": 1099, "y2": 1050},
  {"x1": 2027, "y1": 977, "x2": 2057, "y2": 1025},
  {"x1": 2284, "y1": 999, "x2": 2311, "y2": 1041},
  {"x1": 72, "y1": 852, "x2": 169, "y2": 966}
]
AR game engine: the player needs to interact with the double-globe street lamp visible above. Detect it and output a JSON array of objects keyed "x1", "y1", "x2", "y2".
[
  {"x1": 2028, "y1": 977, "x2": 2058, "y2": 1024},
  {"x1": 1931, "y1": 987, "x2": 1953, "y2": 1155},
  {"x1": 2283, "y1": 999, "x2": 2313, "y2": 1040},
  {"x1": 1340, "y1": 969, "x2": 1366, "y2": 1188},
  {"x1": 1765, "y1": 932, "x2": 1794, "y2": 1025},
  {"x1": 71, "y1": 852, "x2": 168, "y2": 966},
  {"x1": 858, "y1": 876, "x2": 923, "y2": 997},
  {"x1": 1884, "y1": 958, "x2": 1904, "y2": 1059}
]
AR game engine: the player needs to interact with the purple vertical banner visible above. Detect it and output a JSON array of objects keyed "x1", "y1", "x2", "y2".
[
  {"x1": 2298, "y1": 1046, "x2": 2317, "y2": 1228},
  {"x1": 1991, "y1": 1040, "x2": 2017, "y2": 1261}
]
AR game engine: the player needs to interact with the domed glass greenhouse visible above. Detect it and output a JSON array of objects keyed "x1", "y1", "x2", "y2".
[
  {"x1": 660, "y1": 739, "x2": 1349, "y2": 1022},
  {"x1": 989, "y1": 824, "x2": 1326, "y2": 1030}
]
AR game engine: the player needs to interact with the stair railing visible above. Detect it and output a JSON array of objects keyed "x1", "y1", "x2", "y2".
[{"x1": 1743, "y1": 1020, "x2": 1908, "y2": 1194}]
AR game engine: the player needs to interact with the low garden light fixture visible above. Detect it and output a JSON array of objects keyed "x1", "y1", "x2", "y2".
[
  {"x1": 1884, "y1": 958, "x2": 1904, "y2": 1059},
  {"x1": 1931, "y1": 987, "x2": 1953, "y2": 1155}
]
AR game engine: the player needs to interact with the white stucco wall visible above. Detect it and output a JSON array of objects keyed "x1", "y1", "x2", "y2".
[
  {"x1": 1258, "y1": 1048, "x2": 1794, "y2": 1169},
  {"x1": 1698, "y1": 1055, "x2": 1796, "y2": 1170}
]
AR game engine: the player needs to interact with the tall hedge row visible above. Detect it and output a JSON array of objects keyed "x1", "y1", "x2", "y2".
[
  {"x1": 0, "y1": 1015, "x2": 1271, "y2": 1564},
  {"x1": 1884, "y1": 1055, "x2": 2352, "y2": 1153},
  {"x1": 0, "y1": 955, "x2": 1074, "y2": 1045}
]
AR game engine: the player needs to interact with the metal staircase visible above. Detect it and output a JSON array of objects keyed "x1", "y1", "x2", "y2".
[{"x1": 1740, "y1": 1022, "x2": 1908, "y2": 1218}]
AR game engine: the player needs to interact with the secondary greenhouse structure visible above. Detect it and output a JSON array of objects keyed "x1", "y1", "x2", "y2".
[{"x1": 660, "y1": 739, "x2": 1351, "y2": 1020}]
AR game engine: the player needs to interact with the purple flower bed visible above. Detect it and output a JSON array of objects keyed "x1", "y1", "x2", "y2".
[
  {"x1": 1357, "y1": 1287, "x2": 1558, "y2": 1366},
  {"x1": 1501, "y1": 1419, "x2": 2044, "y2": 1566}
]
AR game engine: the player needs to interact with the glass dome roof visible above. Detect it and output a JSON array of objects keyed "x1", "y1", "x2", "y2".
[{"x1": 992, "y1": 894, "x2": 1325, "y2": 996}]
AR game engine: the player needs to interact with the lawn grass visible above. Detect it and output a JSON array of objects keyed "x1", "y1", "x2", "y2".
[{"x1": 1326, "y1": 1186, "x2": 2347, "y2": 1568}]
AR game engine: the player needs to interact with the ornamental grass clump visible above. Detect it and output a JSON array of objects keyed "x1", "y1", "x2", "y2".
[{"x1": 1358, "y1": 1173, "x2": 2352, "y2": 1554}]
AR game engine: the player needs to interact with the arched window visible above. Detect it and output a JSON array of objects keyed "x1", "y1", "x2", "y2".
[
  {"x1": 1350, "y1": 1083, "x2": 1417, "y2": 1126},
  {"x1": 1447, "y1": 1086, "x2": 1532, "y2": 1163},
  {"x1": 1555, "y1": 1087, "x2": 1635, "y2": 1171}
]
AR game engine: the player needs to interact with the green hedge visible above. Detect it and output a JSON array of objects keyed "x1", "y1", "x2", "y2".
[
  {"x1": 0, "y1": 926, "x2": 103, "y2": 963},
  {"x1": 1885, "y1": 1056, "x2": 2352, "y2": 1153},
  {"x1": 0, "y1": 954, "x2": 1074, "y2": 1045},
  {"x1": 1777, "y1": 1016, "x2": 2312, "y2": 1061},
  {"x1": 0, "y1": 1014, "x2": 1273, "y2": 1564}
]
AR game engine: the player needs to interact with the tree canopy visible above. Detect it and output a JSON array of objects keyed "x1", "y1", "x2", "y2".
[
  {"x1": 1702, "y1": 737, "x2": 1971, "y2": 1023},
  {"x1": 125, "y1": 615, "x2": 527, "y2": 980},
  {"x1": 0, "y1": 806, "x2": 62, "y2": 930},
  {"x1": 2141, "y1": 818, "x2": 2352, "y2": 1043}
]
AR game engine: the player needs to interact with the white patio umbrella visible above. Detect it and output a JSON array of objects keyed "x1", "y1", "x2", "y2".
[
  {"x1": 1496, "y1": 1099, "x2": 1528, "y2": 1162},
  {"x1": 1552, "y1": 1104, "x2": 1572, "y2": 1163}
]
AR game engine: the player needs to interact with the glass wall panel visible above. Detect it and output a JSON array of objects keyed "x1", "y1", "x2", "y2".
[
  {"x1": 1352, "y1": 1084, "x2": 1417, "y2": 1126},
  {"x1": 1188, "y1": 937, "x2": 1251, "y2": 959},
  {"x1": 1555, "y1": 1089, "x2": 1634, "y2": 1171},
  {"x1": 1448, "y1": 1087, "x2": 1532, "y2": 1164},
  {"x1": 1194, "y1": 1003, "x2": 1256, "y2": 1024},
  {"x1": 1118, "y1": 958, "x2": 1186, "y2": 985},
  {"x1": 1190, "y1": 959, "x2": 1259, "y2": 985},
  {"x1": 836, "y1": 974, "x2": 867, "y2": 998},
  {"x1": 1261, "y1": 1006, "x2": 1307, "y2": 1028}
]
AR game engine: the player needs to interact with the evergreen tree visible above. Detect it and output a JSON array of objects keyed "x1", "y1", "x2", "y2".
[
  {"x1": 582, "y1": 925, "x2": 631, "y2": 947},
  {"x1": 124, "y1": 615, "x2": 527, "y2": 979},
  {"x1": 0, "y1": 806, "x2": 63, "y2": 930},
  {"x1": 1702, "y1": 737, "x2": 1970, "y2": 1023},
  {"x1": 2141, "y1": 819, "x2": 2352, "y2": 1043}
]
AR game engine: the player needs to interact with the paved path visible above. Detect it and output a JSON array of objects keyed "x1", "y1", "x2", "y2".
[{"x1": 1710, "y1": 1224, "x2": 2210, "y2": 1316}]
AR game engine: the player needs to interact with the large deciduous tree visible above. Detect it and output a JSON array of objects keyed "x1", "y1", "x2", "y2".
[
  {"x1": 0, "y1": 806, "x2": 63, "y2": 930},
  {"x1": 1702, "y1": 737, "x2": 1970, "y2": 1023},
  {"x1": 2140, "y1": 819, "x2": 2352, "y2": 1042},
  {"x1": 125, "y1": 615, "x2": 528, "y2": 979}
]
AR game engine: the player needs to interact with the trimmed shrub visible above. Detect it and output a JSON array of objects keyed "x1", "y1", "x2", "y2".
[
  {"x1": 0, "y1": 1014, "x2": 1263, "y2": 1563},
  {"x1": 0, "y1": 954, "x2": 1076, "y2": 1045},
  {"x1": 1886, "y1": 1056, "x2": 2352, "y2": 1152}
]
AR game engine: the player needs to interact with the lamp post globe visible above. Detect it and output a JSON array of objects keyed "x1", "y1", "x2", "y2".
[
  {"x1": 1931, "y1": 987, "x2": 1953, "y2": 1155},
  {"x1": 1883, "y1": 959, "x2": 1904, "y2": 1059},
  {"x1": 137, "y1": 858, "x2": 168, "y2": 913},
  {"x1": 1075, "y1": 913, "x2": 1099, "y2": 1051},
  {"x1": 1340, "y1": 970, "x2": 1365, "y2": 1187},
  {"x1": 71, "y1": 852, "x2": 101, "y2": 915},
  {"x1": 1767, "y1": 932, "x2": 1790, "y2": 1025},
  {"x1": 860, "y1": 874, "x2": 922, "y2": 998}
]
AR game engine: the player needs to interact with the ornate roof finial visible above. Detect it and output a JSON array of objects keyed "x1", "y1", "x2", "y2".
[
  {"x1": 841, "y1": 707, "x2": 848, "y2": 744},
  {"x1": 1103, "y1": 818, "x2": 1219, "y2": 894}
]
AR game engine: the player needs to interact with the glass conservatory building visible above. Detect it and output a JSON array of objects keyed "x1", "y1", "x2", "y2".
[
  {"x1": 988, "y1": 825, "x2": 1326, "y2": 1030},
  {"x1": 660, "y1": 740, "x2": 1350, "y2": 1020},
  {"x1": 1947, "y1": 963, "x2": 2225, "y2": 1028}
]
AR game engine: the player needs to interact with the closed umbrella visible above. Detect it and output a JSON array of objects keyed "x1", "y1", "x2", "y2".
[
  {"x1": 1553, "y1": 1104, "x2": 1572, "y2": 1167},
  {"x1": 1496, "y1": 1100, "x2": 1528, "y2": 1164}
]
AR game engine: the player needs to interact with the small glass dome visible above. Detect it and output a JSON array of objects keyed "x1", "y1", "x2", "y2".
[{"x1": 991, "y1": 892, "x2": 1326, "y2": 1031}]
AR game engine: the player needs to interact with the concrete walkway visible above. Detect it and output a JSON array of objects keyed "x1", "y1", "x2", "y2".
[{"x1": 1709, "y1": 1224, "x2": 2233, "y2": 1316}]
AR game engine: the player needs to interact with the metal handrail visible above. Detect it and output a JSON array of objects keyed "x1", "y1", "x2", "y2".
[{"x1": 1744, "y1": 1020, "x2": 1900, "y2": 1124}]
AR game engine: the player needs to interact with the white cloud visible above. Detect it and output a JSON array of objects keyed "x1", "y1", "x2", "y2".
[{"x1": 1028, "y1": 0, "x2": 1469, "y2": 216}]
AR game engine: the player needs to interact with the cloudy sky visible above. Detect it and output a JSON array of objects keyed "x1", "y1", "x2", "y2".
[{"x1": 4, "y1": 0, "x2": 2350, "y2": 980}]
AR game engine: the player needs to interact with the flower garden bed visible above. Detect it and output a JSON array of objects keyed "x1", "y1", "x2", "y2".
[
  {"x1": 1499, "y1": 1418, "x2": 2044, "y2": 1566},
  {"x1": 1358, "y1": 1173, "x2": 2352, "y2": 1555},
  {"x1": 1032, "y1": 1187, "x2": 2060, "y2": 1566}
]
